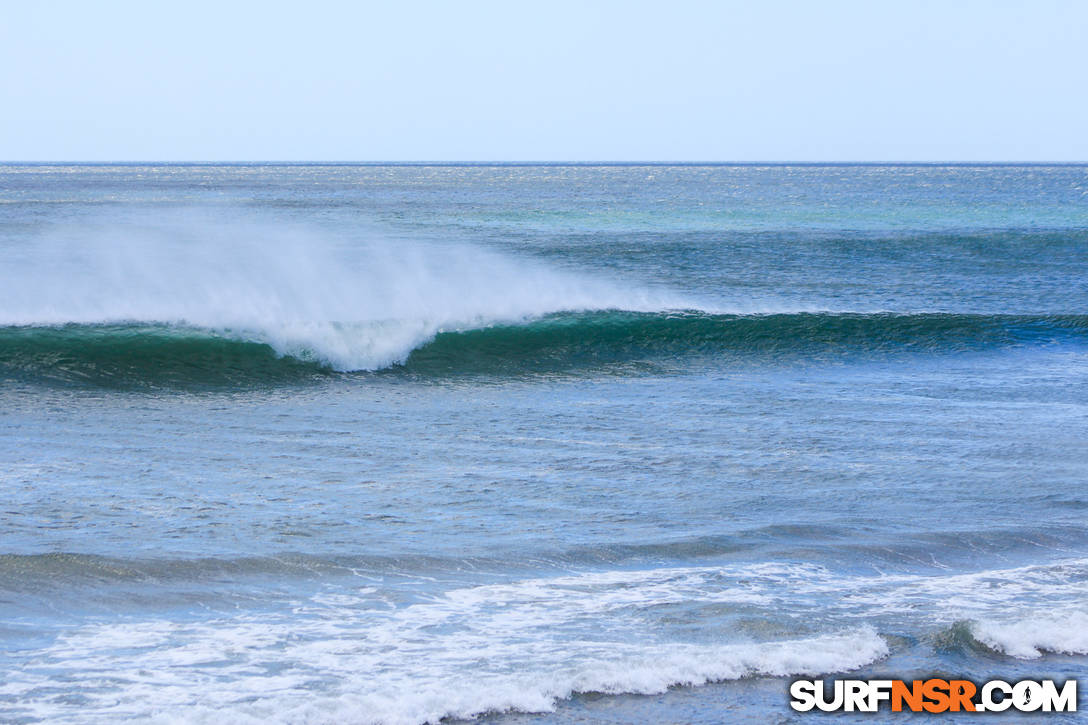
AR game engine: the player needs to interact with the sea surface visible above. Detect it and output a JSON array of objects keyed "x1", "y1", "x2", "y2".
[{"x1": 1, "y1": 163, "x2": 1086, "y2": 723}]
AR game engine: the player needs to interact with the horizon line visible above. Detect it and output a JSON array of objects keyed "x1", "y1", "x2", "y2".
[{"x1": 2, "y1": 160, "x2": 1088, "y2": 167}]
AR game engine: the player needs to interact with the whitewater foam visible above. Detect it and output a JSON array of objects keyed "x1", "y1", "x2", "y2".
[
  {"x1": 970, "y1": 610, "x2": 1088, "y2": 659},
  {"x1": 2, "y1": 564, "x2": 889, "y2": 724},
  {"x1": 7, "y1": 556, "x2": 1088, "y2": 722}
]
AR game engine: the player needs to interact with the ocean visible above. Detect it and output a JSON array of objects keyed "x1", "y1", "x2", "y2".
[{"x1": 1, "y1": 163, "x2": 1086, "y2": 723}]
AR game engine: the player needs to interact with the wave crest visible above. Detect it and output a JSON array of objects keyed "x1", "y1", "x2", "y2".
[
  {"x1": 969, "y1": 611, "x2": 1088, "y2": 659},
  {"x1": 1, "y1": 312, "x2": 1085, "y2": 387}
]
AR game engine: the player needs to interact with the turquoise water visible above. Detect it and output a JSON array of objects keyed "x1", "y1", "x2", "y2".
[{"x1": 1, "y1": 164, "x2": 1087, "y2": 723}]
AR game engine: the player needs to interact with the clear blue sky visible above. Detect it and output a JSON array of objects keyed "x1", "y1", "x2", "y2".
[{"x1": 1, "y1": 0, "x2": 1085, "y2": 161}]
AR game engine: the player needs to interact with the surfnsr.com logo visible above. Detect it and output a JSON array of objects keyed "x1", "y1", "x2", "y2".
[{"x1": 790, "y1": 678, "x2": 1077, "y2": 713}]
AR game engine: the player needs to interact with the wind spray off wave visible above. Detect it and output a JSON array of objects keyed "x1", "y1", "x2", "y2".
[
  {"x1": 0, "y1": 216, "x2": 696, "y2": 372},
  {"x1": 6, "y1": 217, "x2": 1088, "y2": 387}
]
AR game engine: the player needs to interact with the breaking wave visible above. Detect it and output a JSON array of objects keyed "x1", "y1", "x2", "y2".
[
  {"x1": 3, "y1": 217, "x2": 1085, "y2": 387},
  {"x1": 0, "y1": 312, "x2": 1085, "y2": 387}
]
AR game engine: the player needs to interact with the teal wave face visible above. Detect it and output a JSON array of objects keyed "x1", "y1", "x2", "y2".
[
  {"x1": 2, "y1": 312, "x2": 1086, "y2": 388},
  {"x1": 401, "y1": 311, "x2": 1088, "y2": 374},
  {"x1": 0, "y1": 324, "x2": 333, "y2": 389}
]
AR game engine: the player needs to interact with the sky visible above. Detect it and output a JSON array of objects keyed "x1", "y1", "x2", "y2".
[{"x1": 1, "y1": 0, "x2": 1086, "y2": 162}]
